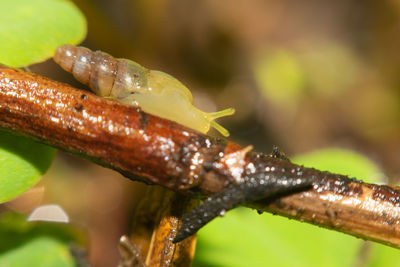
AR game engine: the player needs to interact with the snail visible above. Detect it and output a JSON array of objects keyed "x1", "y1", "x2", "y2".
[{"x1": 53, "y1": 45, "x2": 235, "y2": 136}]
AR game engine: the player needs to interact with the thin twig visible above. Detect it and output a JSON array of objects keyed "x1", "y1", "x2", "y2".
[{"x1": 1, "y1": 66, "x2": 400, "y2": 248}]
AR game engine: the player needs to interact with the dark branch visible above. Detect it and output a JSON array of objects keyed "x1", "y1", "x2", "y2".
[{"x1": 1, "y1": 66, "x2": 400, "y2": 248}]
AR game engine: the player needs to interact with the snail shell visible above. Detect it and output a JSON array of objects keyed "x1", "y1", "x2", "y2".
[{"x1": 54, "y1": 44, "x2": 148, "y2": 99}]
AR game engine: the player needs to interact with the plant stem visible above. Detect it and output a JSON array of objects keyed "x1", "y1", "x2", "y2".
[{"x1": 1, "y1": 65, "x2": 400, "y2": 249}]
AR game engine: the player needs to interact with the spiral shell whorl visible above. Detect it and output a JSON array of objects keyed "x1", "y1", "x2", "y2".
[
  {"x1": 110, "y1": 59, "x2": 148, "y2": 99},
  {"x1": 54, "y1": 45, "x2": 119, "y2": 97},
  {"x1": 54, "y1": 45, "x2": 149, "y2": 98}
]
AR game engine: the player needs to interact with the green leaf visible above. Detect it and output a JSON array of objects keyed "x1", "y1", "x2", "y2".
[
  {"x1": 0, "y1": 213, "x2": 81, "y2": 267},
  {"x1": 292, "y1": 148, "x2": 383, "y2": 183},
  {"x1": 194, "y1": 208, "x2": 361, "y2": 267},
  {"x1": 0, "y1": 0, "x2": 86, "y2": 67},
  {"x1": 193, "y1": 148, "x2": 386, "y2": 267},
  {"x1": 368, "y1": 243, "x2": 400, "y2": 267},
  {"x1": 0, "y1": 236, "x2": 75, "y2": 267},
  {"x1": 254, "y1": 50, "x2": 306, "y2": 105},
  {"x1": 0, "y1": 131, "x2": 55, "y2": 203},
  {"x1": 300, "y1": 42, "x2": 359, "y2": 96}
]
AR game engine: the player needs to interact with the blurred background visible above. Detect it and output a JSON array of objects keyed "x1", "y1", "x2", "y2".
[{"x1": 5, "y1": 0, "x2": 400, "y2": 266}]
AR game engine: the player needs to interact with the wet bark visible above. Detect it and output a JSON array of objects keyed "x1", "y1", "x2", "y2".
[{"x1": 1, "y1": 66, "x2": 400, "y2": 253}]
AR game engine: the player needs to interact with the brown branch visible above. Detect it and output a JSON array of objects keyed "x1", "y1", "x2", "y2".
[
  {"x1": 1, "y1": 66, "x2": 400, "y2": 249},
  {"x1": 128, "y1": 186, "x2": 198, "y2": 266}
]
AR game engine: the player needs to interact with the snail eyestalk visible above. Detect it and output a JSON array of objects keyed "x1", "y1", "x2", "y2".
[{"x1": 207, "y1": 108, "x2": 235, "y2": 137}]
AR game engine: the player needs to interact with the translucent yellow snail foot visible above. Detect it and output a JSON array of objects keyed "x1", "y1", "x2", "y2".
[{"x1": 208, "y1": 107, "x2": 235, "y2": 137}]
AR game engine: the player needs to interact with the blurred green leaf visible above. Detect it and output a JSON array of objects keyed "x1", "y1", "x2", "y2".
[
  {"x1": 254, "y1": 50, "x2": 306, "y2": 105},
  {"x1": 0, "y1": 0, "x2": 86, "y2": 67},
  {"x1": 194, "y1": 208, "x2": 361, "y2": 267},
  {"x1": 292, "y1": 148, "x2": 383, "y2": 184},
  {"x1": 294, "y1": 148, "x2": 400, "y2": 267},
  {"x1": 194, "y1": 147, "x2": 391, "y2": 267},
  {"x1": 300, "y1": 43, "x2": 358, "y2": 96},
  {"x1": 0, "y1": 131, "x2": 55, "y2": 203},
  {"x1": 367, "y1": 243, "x2": 400, "y2": 267},
  {"x1": 0, "y1": 237, "x2": 75, "y2": 267},
  {"x1": 0, "y1": 213, "x2": 81, "y2": 267}
]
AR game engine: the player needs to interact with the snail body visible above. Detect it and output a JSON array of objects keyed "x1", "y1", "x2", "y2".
[{"x1": 54, "y1": 45, "x2": 234, "y2": 136}]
